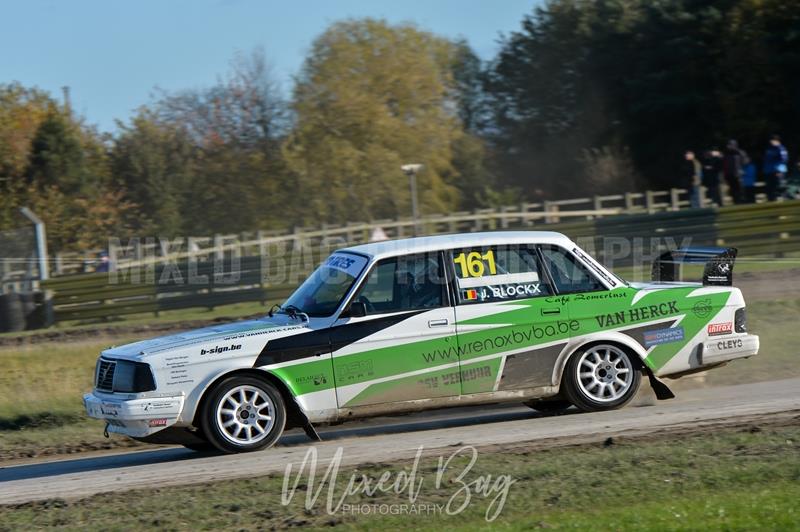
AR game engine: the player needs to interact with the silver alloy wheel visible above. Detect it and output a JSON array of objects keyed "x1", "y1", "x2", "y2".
[
  {"x1": 576, "y1": 345, "x2": 633, "y2": 402},
  {"x1": 215, "y1": 384, "x2": 275, "y2": 445}
]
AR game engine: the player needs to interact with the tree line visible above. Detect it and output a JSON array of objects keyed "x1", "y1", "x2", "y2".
[{"x1": 1, "y1": 1, "x2": 798, "y2": 252}]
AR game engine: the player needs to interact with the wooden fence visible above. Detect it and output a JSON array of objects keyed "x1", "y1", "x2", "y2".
[{"x1": 51, "y1": 183, "x2": 768, "y2": 276}]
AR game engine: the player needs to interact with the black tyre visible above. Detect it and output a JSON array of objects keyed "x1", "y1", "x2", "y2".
[
  {"x1": 524, "y1": 399, "x2": 572, "y2": 414},
  {"x1": 562, "y1": 344, "x2": 641, "y2": 412},
  {"x1": 0, "y1": 293, "x2": 25, "y2": 332},
  {"x1": 201, "y1": 375, "x2": 286, "y2": 453}
]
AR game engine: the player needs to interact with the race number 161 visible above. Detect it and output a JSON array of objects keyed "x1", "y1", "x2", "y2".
[{"x1": 453, "y1": 250, "x2": 496, "y2": 278}]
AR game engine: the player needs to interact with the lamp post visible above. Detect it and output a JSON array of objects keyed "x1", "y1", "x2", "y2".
[{"x1": 401, "y1": 164, "x2": 423, "y2": 236}]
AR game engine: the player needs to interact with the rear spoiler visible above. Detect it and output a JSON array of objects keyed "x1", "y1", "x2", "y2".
[{"x1": 652, "y1": 247, "x2": 738, "y2": 286}]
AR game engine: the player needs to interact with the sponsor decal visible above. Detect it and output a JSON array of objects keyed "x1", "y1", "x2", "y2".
[
  {"x1": 643, "y1": 326, "x2": 685, "y2": 347},
  {"x1": 324, "y1": 253, "x2": 367, "y2": 276},
  {"x1": 148, "y1": 418, "x2": 168, "y2": 427},
  {"x1": 200, "y1": 344, "x2": 242, "y2": 356},
  {"x1": 692, "y1": 299, "x2": 712, "y2": 318},
  {"x1": 295, "y1": 374, "x2": 329, "y2": 386},
  {"x1": 336, "y1": 360, "x2": 375, "y2": 383},
  {"x1": 417, "y1": 365, "x2": 492, "y2": 389},
  {"x1": 421, "y1": 321, "x2": 579, "y2": 362},
  {"x1": 595, "y1": 301, "x2": 679, "y2": 327},
  {"x1": 707, "y1": 322, "x2": 733, "y2": 336},
  {"x1": 545, "y1": 291, "x2": 628, "y2": 306}
]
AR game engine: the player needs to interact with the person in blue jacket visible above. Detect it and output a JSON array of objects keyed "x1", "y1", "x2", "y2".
[
  {"x1": 763, "y1": 134, "x2": 789, "y2": 201},
  {"x1": 742, "y1": 159, "x2": 757, "y2": 203}
]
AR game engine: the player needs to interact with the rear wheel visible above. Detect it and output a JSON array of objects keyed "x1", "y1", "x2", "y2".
[
  {"x1": 201, "y1": 375, "x2": 286, "y2": 453},
  {"x1": 562, "y1": 344, "x2": 641, "y2": 412}
]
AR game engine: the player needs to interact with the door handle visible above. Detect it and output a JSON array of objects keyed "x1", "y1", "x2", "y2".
[
  {"x1": 541, "y1": 308, "x2": 561, "y2": 316},
  {"x1": 428, "y1": 319, "x2": 449, "y2": 327}
]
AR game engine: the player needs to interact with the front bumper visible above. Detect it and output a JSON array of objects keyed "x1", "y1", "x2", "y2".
[
  {"x1": 701, "y1": 334, "x2": 759, "y2": 366},
  {"x1": 83, "y1": 391, "x2": 185, "y2": 438}
]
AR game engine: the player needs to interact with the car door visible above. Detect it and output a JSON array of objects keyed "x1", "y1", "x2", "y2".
[
  {"x1": 330, "y1": 251, "x2": 459, "y2": 408},
  {"x1": 450, "y1": 244, "x2": 574, "y2": 395}
]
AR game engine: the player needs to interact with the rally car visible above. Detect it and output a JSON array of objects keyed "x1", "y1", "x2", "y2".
[{"x1": 84, "y1": 231, "x2": 759, "y2": 453}]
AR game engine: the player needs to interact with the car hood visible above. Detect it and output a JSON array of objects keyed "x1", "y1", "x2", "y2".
[{"x1": 101, "y1": 316, "x2": 309, "y2": 360}]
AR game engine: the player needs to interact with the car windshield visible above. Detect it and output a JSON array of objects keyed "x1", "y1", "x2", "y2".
[{"x1": 282, "y1": 252, "x2": 368, "y2": 317}]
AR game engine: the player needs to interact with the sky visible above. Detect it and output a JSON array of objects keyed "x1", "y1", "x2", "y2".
[{"x1": 0, "y1": 0, "x2": 538, "y2": 133}]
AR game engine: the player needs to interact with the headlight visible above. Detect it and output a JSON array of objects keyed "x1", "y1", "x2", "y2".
[{"x1": 96, "y1": 358, "x2": 156, "y2": 392}]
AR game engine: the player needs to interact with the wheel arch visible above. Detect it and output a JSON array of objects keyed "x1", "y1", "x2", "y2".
[
  {"x1": 553, "y1": 333, "x2": 648, "y2": 385},
  {"x1": 191, "y1": 367, "x2": 307, "y2": 431}
]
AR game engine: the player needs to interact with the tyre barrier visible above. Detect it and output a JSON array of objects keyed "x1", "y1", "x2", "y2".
[
  {"x1": 0, "y1": 293, "x2": 25, "y2": 333},
  {"x1": 0, "y1": 292, "x2": 47, "y2": 332}
]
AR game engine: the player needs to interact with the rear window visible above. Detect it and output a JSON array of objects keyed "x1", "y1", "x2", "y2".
[{"x1": 539, "y1": 246, "x2": 605, "y2": 293}]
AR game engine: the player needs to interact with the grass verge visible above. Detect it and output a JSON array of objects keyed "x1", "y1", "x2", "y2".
[
  {"x1": 0, "y1": 339, "x2": 147, "y2": 460},
  {"x1": 1, "y1": 421, "x2": 798, "y2": 530},
  {"x1": 0, "y1": 300, "x2": 270, "y2": 343}
]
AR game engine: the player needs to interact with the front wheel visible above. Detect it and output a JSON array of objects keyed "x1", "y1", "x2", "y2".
[
  {"x1": 562, "y1": 344, "x2": 641, "y2": 412},
  {"x1": 201, "y1": 375, "x2": 286, "y2": 453}
]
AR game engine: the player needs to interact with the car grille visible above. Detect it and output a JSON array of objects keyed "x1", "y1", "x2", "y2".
[{"x1": 96, "y1": 359, "x2": 116, "y2": 391}]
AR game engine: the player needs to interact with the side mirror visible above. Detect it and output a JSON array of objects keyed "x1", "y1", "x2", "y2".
[{"x1": 348, "y1": 301, "x2": 367, "y2": 318}]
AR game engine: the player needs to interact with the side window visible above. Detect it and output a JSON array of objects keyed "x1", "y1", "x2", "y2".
[
  {"x1": 450, "y1": 245, "x2": 551, "y2": 304},
  {"x1": 539, "y1": 246, "x2": 605, "y2": 293},
  {"x1": 352, "y1": 253, "x2": 446, "y2": 314}
]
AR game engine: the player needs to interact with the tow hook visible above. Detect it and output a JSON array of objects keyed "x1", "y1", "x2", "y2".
[{"x1": 103, "y1": 423, "x2": 110, "y2": 438}]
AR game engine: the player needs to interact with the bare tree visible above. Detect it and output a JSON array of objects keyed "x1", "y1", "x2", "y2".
[{"x1": 154, "y1": 48, "x2": 288, "y2": 150}]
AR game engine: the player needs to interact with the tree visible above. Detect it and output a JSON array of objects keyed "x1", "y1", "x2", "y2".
[
  {"x1": 0, "y1": 83, "x2": 54, "y2": 184},
  {"x1": 150, "y1": 49, "x2": 290, "y2": 233},
  {"x1": 284, "y1": 19, "x2": 474, "y2": 223},
  {"x1": 26, "y1": 109, "x2": 88, "y2": 193},
  {"x1": 155, "y1": 48, "x2": 287, "y2": 151},
  {"x1": 112, "y1": 109, "x2": 196, "y2": 236},
  {"x1": 485, "y1": 0, "x2": 800, "y2": 195}
]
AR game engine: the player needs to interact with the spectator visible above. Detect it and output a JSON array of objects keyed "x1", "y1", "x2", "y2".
[
  {"x1": 763, "y1": 134, "x2": 789, "y2": 200},
  {"x1": 742, "y1": 159, "x2": 758, "y2": 203},
  {"x1": 94, "y1": 251, "x2": 111, "y2": 273},
  {"x1": 723, "y1": 139, "x2": 748, "y2": 204},
  {"x1": 701, "y1": 149, "x2": 723, "y2": 206},
  {"x1": 682, "y1": 150, "x2": 702, "y2": 208}
]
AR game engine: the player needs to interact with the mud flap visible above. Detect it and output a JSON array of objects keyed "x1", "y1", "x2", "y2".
[
  {"x1": 645, "y1": 368, "x2": 675, "y2": 400},
  {"x1": 290, "y1": 397, "x2": 322, "y2": 441},
  {"x1": 303, "y1": 422, "x2": 322, "y2": 442}
]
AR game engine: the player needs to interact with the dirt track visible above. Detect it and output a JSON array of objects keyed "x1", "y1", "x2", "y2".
[{"x1": 0, "y1": 377, "x2": 797, "y2": 506}]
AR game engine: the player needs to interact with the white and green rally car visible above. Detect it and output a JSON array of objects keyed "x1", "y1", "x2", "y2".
[{"x1": 84, "y1": 232, "x2": 759, "y2": 453}]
